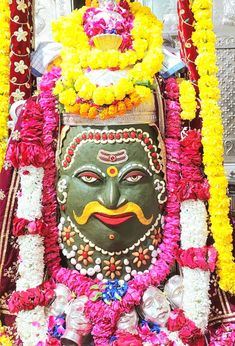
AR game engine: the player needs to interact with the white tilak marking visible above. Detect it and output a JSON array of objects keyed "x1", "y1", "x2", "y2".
[
  {"x1": 154, "y1": 179, "x2": 167, "y2": 204},
  {"x1": 57, "y1": 178, "x2": 68, "y2": 204}
]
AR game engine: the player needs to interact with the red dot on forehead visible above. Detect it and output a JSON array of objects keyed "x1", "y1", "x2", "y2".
[
  {"x1": 110, "y1": 168, "x2": 116, "y2": 174},
  {"x1": 110, "y1": 155, "x2": 116, "y2": 162}
]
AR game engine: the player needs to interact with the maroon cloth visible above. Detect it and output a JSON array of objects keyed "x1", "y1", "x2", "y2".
[
  {"x1": 0, "y1": 117, "x2": 23, "y2": 344},
  {"x1": 177, "y1": 0, "x2": 199, "y2": 83},
  {"x1": 9, "y1": 0, "x2": 33, "y2": 106},
  {"x1": 0, "y1": 1, "x2": 33, "y2": 343}
]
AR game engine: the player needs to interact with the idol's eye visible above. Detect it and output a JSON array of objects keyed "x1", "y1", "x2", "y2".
[
  {"x1": 144, "y1": 297, "x2": 153, "y2": 308},
  {"x1": 77, "y1": 171, "x2": 102, "y2": 184},
  {"x1": 172, "y1": 287, "x2": 183, "y2": 297},
  {"x1": 123, "y1": 170, "x2": 146, "y2": 183}
]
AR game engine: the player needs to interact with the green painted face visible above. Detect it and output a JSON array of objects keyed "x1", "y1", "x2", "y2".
[{"x1": 57, "y1": 125, "x2": 166, "y2": 253}]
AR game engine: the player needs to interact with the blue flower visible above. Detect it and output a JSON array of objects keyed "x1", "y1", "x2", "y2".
[
  {"x1": 48, "y1": 314, "x2": 66, "y2": 340},
  {"x1": 102, "y1": 280, "x2": 128, "y2": 305},
  {"x1": 140, "y1": 319, "x2": 160, "y2": 334}
]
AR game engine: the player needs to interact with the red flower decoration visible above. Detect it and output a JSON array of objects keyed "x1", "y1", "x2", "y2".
[
  {"x1": 111, "y1": 331, "x2": 142, "y2": 346},
  {"x1": 177, "y1": 246, "x2": 217, "y2": 272},
  {"x1": 179, "y1": 321, "x2": 204, "y2": 346},
  {"x1": 167, "y1": 309, "x2": 187, "y2": 332}
]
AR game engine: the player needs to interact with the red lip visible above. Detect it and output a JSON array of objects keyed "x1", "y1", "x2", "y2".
[{"x1": 93, "y1": 213, "x2": 134, "y2": 226}]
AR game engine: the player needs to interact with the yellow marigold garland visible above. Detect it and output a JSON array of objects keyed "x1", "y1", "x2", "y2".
[
  {"x1": 0, "y1": 321, "x2": 12, "y2": 346},
  {"x1": 52, "y1": 2, "x2": 163, "y2": 117},
  {"x1": 0, "y1": 1, "x2": 10, "y2": 170},
  {"x1": 64, "y1": 91, "x2": 141, "y2": 119},
  {"x1": 191, "y1": 0, "x2": 235, "y2": 293},
  {"x1": 179, "y1": 80, "x2": 197, "y2": 120}
]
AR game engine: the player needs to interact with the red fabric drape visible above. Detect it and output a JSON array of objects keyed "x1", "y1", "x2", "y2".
[
  {"x1": 0, "y1": 1, "x2": 33, "y2": 343},
  {"x1": 9, "y1": 0, "x2": 33, "y2": 106},
  {"x1": 177, "y1": 0, "x2": 199, "y2": 82}
]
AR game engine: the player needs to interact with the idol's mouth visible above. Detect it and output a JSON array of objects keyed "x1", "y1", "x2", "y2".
[{"x1": 93, "y1": 212, "x2": 134, "y2": 226}]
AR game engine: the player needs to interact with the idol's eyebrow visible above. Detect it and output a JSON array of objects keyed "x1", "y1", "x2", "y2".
[
  {"x1": 72, "y1": 165, "x2": 106, "y2": 178},
  {"x1": 144, "y1": 296, "x2": 153, "y2": 306},
  {"x1": 118, "y1": 163, "x2": 153, "y2": 179}
]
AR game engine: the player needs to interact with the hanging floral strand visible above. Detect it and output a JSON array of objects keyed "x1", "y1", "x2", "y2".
[
  {"x1": 191, "y1": 0, "x2": 235, "y2": 294},
  {"x1": 0, "y1": 1, "x2": 10, "y2": 170}
]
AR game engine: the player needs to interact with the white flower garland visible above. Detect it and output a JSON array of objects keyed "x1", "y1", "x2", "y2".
[
  {"x1": 17, "y1": 166, "x2": 44, "y2": 220},
  {"x1": 15, "y1": 165, "x2": 48, "y2": 345},
  {"x1": 16, "y1": 235, "x2": 45, "y2": 291},
  {"x1": 180, "y1": 199, "x2": 210, "y2": 331},
  {"x1": 16, "y1": 307, "x2": 47, "y2": 346}
]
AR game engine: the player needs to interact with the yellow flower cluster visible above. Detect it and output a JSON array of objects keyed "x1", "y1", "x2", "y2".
[
  {"x1": 0, "y1": 322, "x2": 12, "y2": 346},
  {"x1": 64, "y1": 91, "x2": 141, "y2": 119},
  {"x1": 192, "y1": 0, "x2": 235, "y2": 294},
  {"x1": 0, "y1": 1, "x2": 10, "y2": 171},
  {"x1": 179, "y1": 80, "x2": 197, "y2": 120},
  {"x1": 52, "y1": 3, "x2": 163, "y2": 72},
  {"x1": 52, "y1": 2, "x2": 163, "y2": 118}
]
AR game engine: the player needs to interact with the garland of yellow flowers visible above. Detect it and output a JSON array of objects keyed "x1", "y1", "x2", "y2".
[
  {"x1": 0, "y1": 1, "x2": 10, "y2": 170},
  {"x1": 179, "y1": 80, "x2": 197, "y2": 121},
  {"x1": 0, "y1": 321, "x2": 12, "y2": 346},
  {"x1": 52, "y1": 2, "x2": 163, "y2": 117},
  {"x1": 191, "y1": 0, "x2": 235, "y2": 293}
]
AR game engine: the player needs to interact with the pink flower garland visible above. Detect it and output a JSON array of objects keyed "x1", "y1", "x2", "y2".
[
  {"x1": 83, "y1": 0, "x2": 134, "y2": 51},
  {"x1": 177, "y1": 246, "x2": 217, "y2": 272},
  {"x1": 55, "y1": 76, "x2": 182, "y2": 345},
  {"x1": 167, "y1": 309, "x2": 204, "y2": 346},
  {"x1": 178, "y1": 130, "x2": 210, "y2": 202},
  {"x1": 9, "y1": 280, "x2": 55, "y2": 314},
  {"x1": 39, "y1": 67, "x2": 62, "y2": 276},
  {"x1": 7, "y1": 97, "x2": 46, "y2": 168},
  {"x1": 8, "y1": 73, "x2": 182, "y2": 346},
  {"x1": 209, "y1": 323, "x2": 235, "y2": 346},
  {"x1": 139, "y1": 324, "x2": 172, "y2": 345},
  {"x1": 13, "y1": 217, "x2": 45, "y2": 237}
]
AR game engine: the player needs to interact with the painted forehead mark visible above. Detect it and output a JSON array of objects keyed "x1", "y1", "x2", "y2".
[
  {"x1": 97, "y1": 149, "x2": 128, "y2": 164},
  {"x1": 107, "y1": 166, "x2": 119, "y2": 177},
  {"x1": 72, "y1": 165, "x2": 106, "y2": 178},
  {"x1": 62, "y1": 129, "x2": 164, "y2": 175},
  {"x1": 118, "y1": 163, "x2": 153, "y2": 178}
]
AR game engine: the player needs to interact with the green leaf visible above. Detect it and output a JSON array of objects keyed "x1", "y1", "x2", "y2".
[
  {"x1": 90, "y1": 284, "x2": 100, "y2": 290},
  {"x1": 91, "y1": 292, "x2": 102, "y2": 301}
]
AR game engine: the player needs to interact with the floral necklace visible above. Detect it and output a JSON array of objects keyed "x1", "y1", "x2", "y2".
[{"x1": 8, "y1": 67, "x2": 181, "y2": 345}]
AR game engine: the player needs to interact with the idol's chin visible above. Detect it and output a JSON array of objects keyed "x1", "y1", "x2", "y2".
[{"x1": 76, "y1": 217, "x2": 151, "y2": 252}]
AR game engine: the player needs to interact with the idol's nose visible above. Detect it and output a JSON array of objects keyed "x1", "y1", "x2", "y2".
[{"x1": 97, "y1": 179, "x2": 127, "y2": 209}]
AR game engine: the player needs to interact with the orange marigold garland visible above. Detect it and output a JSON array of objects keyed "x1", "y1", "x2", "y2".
[{"x1": 65, "y1": 91, "x2": 141, "y2": 119}]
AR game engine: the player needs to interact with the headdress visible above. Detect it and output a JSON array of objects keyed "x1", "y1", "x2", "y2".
[{"x1": 52, "y1": 0, "x2": 165, "y2": 133}]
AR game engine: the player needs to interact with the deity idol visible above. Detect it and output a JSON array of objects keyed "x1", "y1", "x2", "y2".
[
  {"x1": 4, "y1": 0, "x2": 234, "y2": 345},
  {"x1": 57, "y1": 123, "x2": 166, "y2": 281}
]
